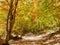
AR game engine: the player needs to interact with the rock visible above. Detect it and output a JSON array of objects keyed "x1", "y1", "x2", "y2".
[
  {"x1": 54, "y1": 34, "x2": 60, "y2": 38},
  {"x1": 11, "y1": 33, "x2": 22, "y2": 40},
  {"x1": 24, "y1": 32, "x2": 35, "y2": 36}
]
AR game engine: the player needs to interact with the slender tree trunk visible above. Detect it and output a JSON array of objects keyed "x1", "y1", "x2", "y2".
[
  {"x1": 6, "y1": 0, "x2": 13, "y2": 44},
  {"x1": 4, "y1": 0, "x2": 18, "y2": 45}
]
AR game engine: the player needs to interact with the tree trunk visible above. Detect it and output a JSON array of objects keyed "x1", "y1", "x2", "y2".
[{"x1": 4, "y1": 0, "x2": 18, "y2": 45}]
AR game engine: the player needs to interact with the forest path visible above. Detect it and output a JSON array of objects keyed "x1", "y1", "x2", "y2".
[{"x1": 9, "y1": 30, "x2": 60, "y2": 45}]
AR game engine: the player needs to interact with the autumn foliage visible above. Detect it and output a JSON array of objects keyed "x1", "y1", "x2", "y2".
[{"x1": 0, "y1": 0, "x2": 60, "y2": 35}]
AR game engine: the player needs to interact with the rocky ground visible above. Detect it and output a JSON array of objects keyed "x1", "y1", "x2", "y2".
[
  {"x1": 9, "y1": 30, "x2": 60, "y2": 45},
  {"x1": 0, "y1": 27, "x2": 60, "y2": 45}
]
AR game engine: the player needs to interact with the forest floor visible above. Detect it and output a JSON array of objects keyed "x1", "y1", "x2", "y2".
[{"x1": 9, "y1": 30, "x2": 60, "y2": 45}]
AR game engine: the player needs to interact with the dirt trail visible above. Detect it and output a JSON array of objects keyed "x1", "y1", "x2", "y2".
[{"x1": 9, "y1": 30, "x2": 60, "y2": 45}]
